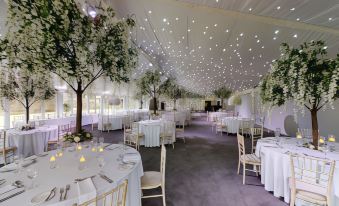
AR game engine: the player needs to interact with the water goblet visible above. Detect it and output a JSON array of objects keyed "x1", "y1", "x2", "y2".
[
  {"x1": 26, "y1": 167, "x2": 38, "y2": 189},
  {"x1": 97, "y1": 156, "x2": 105, "y2": 173}
]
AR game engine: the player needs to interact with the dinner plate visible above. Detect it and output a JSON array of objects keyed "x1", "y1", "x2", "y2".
[{"x1": 30, "y1": 191, "x2": 50, "y2": 205}]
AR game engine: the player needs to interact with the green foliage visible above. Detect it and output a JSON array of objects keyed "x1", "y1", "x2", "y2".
[
  {"x1": 260, "y1": 41, "x2": 339, "y2": 111},
  {"x1": 136, "y1": 70, "x2": 163, "y2": 98},
  {"x1": 161, "y1": 78, "x2": 186, "y2": 101},
  {"x1": 213, "y1": 86, "x2": 232, "y2": 99}
]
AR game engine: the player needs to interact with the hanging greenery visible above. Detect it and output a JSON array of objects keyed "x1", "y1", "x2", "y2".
[
  {"x1": 2, "y1": 0, "x2": 138, "y2": 133},
  {"x1": 260, "y1": 41, "x2": 339, "y2": 148}
]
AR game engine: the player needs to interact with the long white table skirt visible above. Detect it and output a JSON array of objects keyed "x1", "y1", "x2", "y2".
[{"x1": 7, "y1": 126, "x2": 58, "y2": 157}]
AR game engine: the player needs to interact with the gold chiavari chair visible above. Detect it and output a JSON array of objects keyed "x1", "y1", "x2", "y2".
[
  {"x1": 0, "y1": 130, "x2": 16, "y2": 165},
  {"x1": 240, "y1": 120, "x2": 252, "y2": 137},
  {"x1": 78, "y1": 180, "x2": 128, "y2": 206},
  {"x1": 141, "y1": 145, "x2": 167, "y2": 206},
  {"x1": 175, "y1": 120, "x2": 185, "y2": 143},
  {"x1": 289, "y1": 155, "x2": 335, "y2": 206},
  {"x1": 160, "y1": 121, "x2": 175, "y2": 149},
  {"x1": 125, "y1": 122, "x2": 144, "y2": 150},
  {"x1": 237, "y1": 133, "x2": 261, "y2": 184},
  {"x1": 250, "y1": 127, "x2": 263, "y2": 153},
  {"x1": 215, "y1": 118, "x2": 227, "y2": 136}
]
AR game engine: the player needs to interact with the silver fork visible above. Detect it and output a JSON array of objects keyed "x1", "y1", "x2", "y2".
[
  {"x1": 59, "y1": 188, "x2": 64, "y2": 201},
  {"x1": 63, "y1": 184, "x2": 70, "y2": 200}
]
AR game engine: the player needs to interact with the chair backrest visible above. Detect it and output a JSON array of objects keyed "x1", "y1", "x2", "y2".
[
  {"x1": 78, "y1": 180, "x2": 128, "y2": 206},
  {"x1": 163, "y1": 121, "x2": 175, "y2": 136},
  {"x1": 160, "y1": 145, "x2": 167, "y2": 187},
  {"x1": 290, "y1": 155, "x2": 335, "y2": 198},
  {"x1": 251, "y1": 127, "x2": 263, "y2": 139},
  {"x1": 131, "y1": 122, "x2": 139, "y2": 134},
  {"x1": 237, "y1": 133, "x2": 245, "y2": 157},
  {"x1": 0, "y1": 130, "x2": 9, "y2": 164},
  {"x1": 241, "y1": 120, "x2": 252, "y2": 129}
]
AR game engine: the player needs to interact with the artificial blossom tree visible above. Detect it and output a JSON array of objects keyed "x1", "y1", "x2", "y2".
[
  {"x1": 4, "y1": 0, "x2": 138, "y2": 133},
  {"x1": 137, "y1": 70, "x2": 165, "y2": 114},
  {"x1": 0, "y1": 69, "x2": 55, "y2": 124},
  {"x1": 260, "y1": 41, "x2": 339, "y2": 148},
  {"x1": 161, "y1": 78, "x2": 186, "y2": 111},
  {"x1": 213, "y1": 86, "x2": 232, "y2": 109}
]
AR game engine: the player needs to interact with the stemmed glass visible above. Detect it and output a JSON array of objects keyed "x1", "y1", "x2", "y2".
[
  {"x1": 97, "y1": 156, "x2": 105, "y2": 173},
  {"x1": 26, "y1": 167, "x2": 38, "y2": 189},
  {"x1": 14, "y1": 155, "x2": 24, "y2": 174}
]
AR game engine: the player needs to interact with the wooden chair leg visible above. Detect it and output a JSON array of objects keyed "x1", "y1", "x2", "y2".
[
  {"x1": 290, "y1": 190, "x2": 295, "y2": 206},
  {"x1": 162, "y1": 186, "x2": 166, "y2": 206},
  {"x1": 237, "y1": 160, "x2": 240, "y2": 174},
  {"x1": 243, "y1": 163, "x2": 246, "y2": 185}
]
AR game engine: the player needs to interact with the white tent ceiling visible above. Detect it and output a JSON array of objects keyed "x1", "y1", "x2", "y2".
[
  {"x1": 1, "y1": 0, "x2": 339, "y2": 95},
  {"x1": 110, "y1": 0, "x2": 339, "y2": 94}
]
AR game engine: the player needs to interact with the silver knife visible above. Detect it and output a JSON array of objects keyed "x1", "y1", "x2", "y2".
[
  {"x1": 99, "y1": 174, "x2": 113, "y2": 183},
  {"x1": 45, "y1": 187, "x2": 56, "y2": 202},
  {"x1": 0, "y1": 190, "x2": 25, "y2": 202}
]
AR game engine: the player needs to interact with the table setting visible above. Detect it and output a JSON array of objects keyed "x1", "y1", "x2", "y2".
[
  {"x1": 255, "y1": 134, "x2": 339, "y2": 205},
  {"x1": 0, "y1": 143, "x2": 144, "y2": 206},
  {"x1": 221, "y1": 117, "x2": 254, "y2": 134}
]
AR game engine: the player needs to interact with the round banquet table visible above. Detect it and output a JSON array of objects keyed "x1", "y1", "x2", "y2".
[
  {"x1": 138, "y1": 120, "x2": 175, "y2": 147},
  {"x1": 221, "y1": 117, "x2": 253, "y2": 134},
  {"x1": 255, "y1": 137, "x2": 339, "y2": 205},
  {"x1": 0, "y1": 144, "x2": 143, "y2": 206},
  {"x1": 7, "y1": 126, "x2": 58, "y2": 158}
]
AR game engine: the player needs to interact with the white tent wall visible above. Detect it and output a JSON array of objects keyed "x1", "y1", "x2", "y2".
[{"x1": 235, "y1": 90, "x2": 339, "y2": 141}]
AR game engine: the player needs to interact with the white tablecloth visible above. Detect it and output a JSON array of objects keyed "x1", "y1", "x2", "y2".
[
  {"x1": 221, "y1": 117, "x2": 253, "y2": 134},
  {"x1": 139, "y1": 120, "x2": 175, "y2": 147},
  {"x1": 98, "y1": 115, "x2": 124, "y2": 131},
  {"x1": 7, "y1": 126, "x2": 58, "y2": 158},
  {"x1": 208, "y1": 112, "x2": 233, "y2": 121},
  {"x1": 0, "y1": 144, "x2": 143, "y2": 206},
  {"x1": 31, "y1": 115, "x2": 98, "y2": 127},
  {"x1": 255, "y1": 137, "x2": 339, "y2": 205}
]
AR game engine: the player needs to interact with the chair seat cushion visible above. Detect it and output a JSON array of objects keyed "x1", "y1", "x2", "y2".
[
  {"x1": 141, "y1": 171, "x2": 162, "y2": 189},
  {"x1": 296, "y1": 190, "x2": 327, "y2": 204},
  {"x1": 240, "y1": 154, "x2": 261, "y2": 164}
]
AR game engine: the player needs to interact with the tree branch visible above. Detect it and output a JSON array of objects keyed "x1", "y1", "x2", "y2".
[
  {"x1": 82, "y1": 68, "x2": 104, "y2": 92},
  {"x1": 52, "y1": 71, "x2": 77, "y2": 92}
]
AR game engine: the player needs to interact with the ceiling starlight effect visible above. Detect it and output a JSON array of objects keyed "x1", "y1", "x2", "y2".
[
  {"x1": 110, "y1": 0, "x2": 339, "y2": 94},
  {"x1": 1, "y1": 0, "x2": 339, "y2": 95}
]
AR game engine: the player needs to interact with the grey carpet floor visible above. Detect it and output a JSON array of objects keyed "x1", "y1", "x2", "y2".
[{"x1": 88, "y1": 118, "x2": 287, "y2": 206}]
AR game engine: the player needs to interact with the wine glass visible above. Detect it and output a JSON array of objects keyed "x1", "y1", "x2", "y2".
[
  {"x1": 117, "y1": 141, "x2": 124, "y2": 162},
  {"x1": 99, "y1": 137, "x2": 105, "y2": 147},
  {"x1": 14, "y1": 155, "x2": 24, "y2": 174},
  {"x1": 26, "y1": 167, "x2": 38, "y2": 189},
  {"x1": 97, "y1": 156, "x2": 105, "y2": 173}
]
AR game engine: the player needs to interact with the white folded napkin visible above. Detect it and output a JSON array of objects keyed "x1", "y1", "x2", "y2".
[
  {"x1": 77, "y1": 178, "x2": 97, "y2": 205},
  {"x1": 0, "y1": 185, "x2": 25, "y2": 202},
  {"x1": 123, "y1": 153, "x2": 140, "y2": 163}
]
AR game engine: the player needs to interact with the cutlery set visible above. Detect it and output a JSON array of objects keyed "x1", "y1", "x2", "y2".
[{"x1": 59, "y1": 184, "x2": 71, "y2": 201}]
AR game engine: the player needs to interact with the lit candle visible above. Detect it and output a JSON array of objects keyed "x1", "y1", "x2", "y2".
[
  {"x1": 99, "y1": 147, "x2": 104, "y2": 152},
  {"x1": 328, "y1": 135, "x2": 336, "y2": 142},
  {"x1": 79, "y1": 155, "x2": 86, "y2": 163},
  {"x1": 77, "y1": 145, "x2": 82, "y2": 150},
  {"x1": 319, "y1": 138, "x2": 325, "y2": 144},
  {"x1": 91, "y1": 147, "x2": 97, "y2": 152},
  {"x1": 296, "y1": 132, "x2": 302, "y2": 139},
  {"x1": 50, "y1": 155, "x2": 56, "y2": 162}
]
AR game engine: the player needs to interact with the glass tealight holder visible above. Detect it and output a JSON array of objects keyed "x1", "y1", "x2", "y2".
[
  {"x1": 328, "y1": 134, "x2": 336, "y2": 151},
  {"x1": 296, "y1": 132, "x2": 303, "y2": 146},
  {"x1": 49, "y1": 155, "x2": 57, "y2": 169},
  {"x1": 78, "y1": 155, "x2": 86, "y2": 171}
]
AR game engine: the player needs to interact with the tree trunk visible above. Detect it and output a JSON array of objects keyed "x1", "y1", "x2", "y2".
[
  {"x1": 25, "y1": 106, "x2": 29, "y2": 124},
  {"x1": 311, "y1": 109, "x2": 319, "y2": 149},
  {"x1": 221, "y1": 99, "x2": 224, "y2": 109},
  {"x1": 76, "y1": 83, "x2": 83, "y2": 134},
  {"x1": 25, "y1": 97, "x2": 29, "y2": 124},
  {"x1": 140, "y1": 99, "x2": 143, "y2": 109},
  {"x1": 153, "y1": 97, "x2": 157, "y2": 114},
  {"x1": 173, "y1": 99, "x2": 176, "y2": 111}
]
